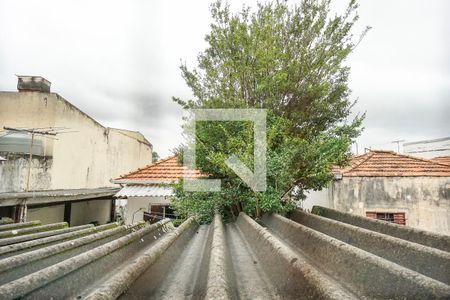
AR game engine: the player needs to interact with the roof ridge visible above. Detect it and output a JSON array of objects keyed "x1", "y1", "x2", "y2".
[
  {"x1": 148, "y1": 155, "x2": 177, "y2": 168},
  {"x1": 342, "y1": 151, "x2": 375, "y2": 174},
  {"x1": 117, "y1": 155, "x2": 177, "y2": 180},
  {"x1": 337, "y1": 150, "x2": 450, "y2": 177},
  {"x1": 370, "y1": 149, "x2": 395, "y2": 153},
  {"x1": 113, "y1": 154, "x2": 207, "y2": 182},
  {"x1": 391, "y1": 152, "x2": 450, "y2": 167}
]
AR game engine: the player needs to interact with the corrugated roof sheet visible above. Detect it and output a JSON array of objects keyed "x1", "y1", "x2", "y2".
[
  {"x1": 115, "y1": 185, "x2": 173, "y2": 198},
  {"x1": 332, "y1": 150, "x2": 450, "y2": 177},
  {"x1": 1, "y1": 210, "x2": 448, "y2": 298},
  {"x1": 0, "y1": 187, "x2": 119, "y2": 207},
  {"x1": 115, "y1": 156, "x2": 207, "y2": 182}
]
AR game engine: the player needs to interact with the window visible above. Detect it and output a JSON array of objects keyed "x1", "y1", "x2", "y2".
[
  {"x1": 144, "y1": 205, "x2": 176, "y2": 224},
  {"x1": 366, "y1": 211, "x2": 406, "y2": 225}
]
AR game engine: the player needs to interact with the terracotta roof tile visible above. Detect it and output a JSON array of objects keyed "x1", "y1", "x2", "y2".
[
  {"x1": 116, "y1": 155, "x2": 207, "y2": 182},
  {"x1": 431, "y1": 156, "x2": 450, "y2": 166},
  {"x1": 333, "y1": 150, "x2": 450, "y2": 177}
]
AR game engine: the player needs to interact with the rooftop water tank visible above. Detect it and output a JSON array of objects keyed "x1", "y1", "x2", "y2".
[{"x1": 16, "y1": 75, "x2": 51, "y2": 93}]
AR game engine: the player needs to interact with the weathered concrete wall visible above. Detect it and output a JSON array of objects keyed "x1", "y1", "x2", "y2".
[
  {"x1": 301, "y1": 187, "x2": 331, "y2": 212},
  {"x1": 27, "y1": 205, "x2": 65, "y2": 225},
  {"x1": 331, "y1": 176, "x2": 450, "y2": 234},
  {"x1": 0, "y1": 153, "x2": 52, "y2": 193},
  {"x1": 70, "y1": 200, "x2": 112, "y2": 226},
  {"x1": 25, "y1": 200, "x2": 112, "y2": 226},
  {"x1": 0, "y1": 91, "x2": 153, "y2": 192}
]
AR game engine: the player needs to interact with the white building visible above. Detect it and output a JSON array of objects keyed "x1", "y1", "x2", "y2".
[
  {"x1": 113, "y1": 156, "x2": 205, "y2": 224},
  {"x1": 403, "y1": 137, "x2": 450, "y2": 159},
  {"x1": 0, "y1": 76, "x2": 153, "y2": 225}
]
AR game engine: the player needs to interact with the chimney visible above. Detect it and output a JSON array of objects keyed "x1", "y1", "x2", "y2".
[{"x1": 16, "y1": 75, "x2": 51, "y2": 93}]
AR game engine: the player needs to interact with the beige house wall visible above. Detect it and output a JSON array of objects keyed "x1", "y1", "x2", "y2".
[
  {"x1": 24, "y1": 199, "x2": 112, "y2": 226},
  {"x1": 330, "y1": 176, "x2": 450, "y2": 234},
  {"x1": 123, "y1": 196, "x2": 171, "y2": 225},
  {"x1": 301, "y1": 187, "x2": 332, "y2": 212},
  {"x1": 0, "y1": 155, "x2": 52, "y2": 192},
  {"x1": 0, "y1": 91, "x2": 153, "y2": 192}
]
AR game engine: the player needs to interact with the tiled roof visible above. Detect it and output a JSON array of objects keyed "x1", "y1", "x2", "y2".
[
  {"x1": 115, "y1": 155, "x2": 206, "y2": 182},
  {"x1": 332, "y1": 150, "x2": 450, "y2": 177},
  {"x1": 431, "y1": 156, "x2": 450, "y2": 166}
]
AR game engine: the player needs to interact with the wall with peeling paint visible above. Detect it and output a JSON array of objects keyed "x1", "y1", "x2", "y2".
[
  {"x1": 0, "y1": 91, "x2": 153, "y2": 192},
  {"x1": 0, "y1": 153, "x2": 52, "y2": 192},
  {"x1": 27, "y1": 205, "x2": 65, "y2": 224},
  {"x1": 329, "y1": 176, "x2": 450, "y2": 234}
]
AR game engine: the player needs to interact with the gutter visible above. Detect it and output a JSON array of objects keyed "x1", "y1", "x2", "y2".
[
  {"x1": 110, "y1": 179, "x2": 179, "y2": 185},
  {"x1": 0, "y1": 188, "x2": 119, "y2": 207}
]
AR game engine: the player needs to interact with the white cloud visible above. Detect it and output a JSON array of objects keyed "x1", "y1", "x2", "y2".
[{"x1": 0, "y1": 0, "x2": 448, "y2": 157}]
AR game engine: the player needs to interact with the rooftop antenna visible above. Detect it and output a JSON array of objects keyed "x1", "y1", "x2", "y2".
[
  {"x1": 2, "y1": 126, "x2": 74, "y2": 193},
  {"x1": 391, "y1": 139, "x2": 405, "y2": 153}
]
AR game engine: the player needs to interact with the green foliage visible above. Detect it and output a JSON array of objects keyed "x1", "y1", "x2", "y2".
[
  {"x1": 152, "y1": 151, "x2": 160, "y2": 163},
  {"x1": 172, "y1": 0, "x2": 367, "y2": 223}
]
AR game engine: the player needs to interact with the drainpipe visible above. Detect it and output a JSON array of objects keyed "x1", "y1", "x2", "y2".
[
  {"x1": 25, "y1": 131, "x2": 35, "y2": 192},
  {"x1": 15, "y1": 200, "x2": 27, "y2": 223}
]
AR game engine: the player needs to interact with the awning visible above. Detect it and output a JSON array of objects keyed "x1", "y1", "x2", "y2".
[
  {"x1": 0, "y1": 187, "x2": 119, "y2": 207},
  {"x1": 115, "y1": 185, "x2": 174, "y2": 198}
]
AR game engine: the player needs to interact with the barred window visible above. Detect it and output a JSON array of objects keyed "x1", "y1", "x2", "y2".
[{"x1": 366, "y1": 211, "x2": 406, "y2": 225}]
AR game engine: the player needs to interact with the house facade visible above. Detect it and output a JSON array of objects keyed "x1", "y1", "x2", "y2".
[
  {"x1": 303, "y1": 150, "x2": 450, "y2": 234},
  {"x1": 0, "y1": 76, "x2": 153, "y2": 225},
  {"x1": 113, "y1": 156, "x2": 205, "y2": 224}
]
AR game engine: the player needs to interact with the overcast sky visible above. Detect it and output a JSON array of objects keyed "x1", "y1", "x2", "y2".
[{"x1": 1, "y1": 0, "x2": 449, "y2": 158}]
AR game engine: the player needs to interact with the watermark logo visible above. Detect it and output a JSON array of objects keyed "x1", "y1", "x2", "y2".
[{"x1": 183, "y1": 109, "x2": 267, "y2": 192}]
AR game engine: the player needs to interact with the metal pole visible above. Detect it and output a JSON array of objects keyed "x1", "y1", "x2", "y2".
[
  {"x1": 20, "y1": 203, "x2": 27, "y2": 223},
  {"x1": 26, "y1": 131, "x2": 35, "y2": 192},
  {"x1": 391, "y1": 139, "x2": 404, "y2": 153}
]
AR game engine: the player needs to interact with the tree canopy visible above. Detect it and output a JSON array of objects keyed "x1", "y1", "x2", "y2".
[
  {"x1": 152, "y1": 151, "x2": 160, "y2": 163},
  {"x1": 172, "y1": 0, "x2": 368, "y2": 223}
]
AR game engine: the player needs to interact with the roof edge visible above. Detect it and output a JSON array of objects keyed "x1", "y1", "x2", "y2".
[
  {"x1": 111, "y1": 179, "x2": 179, "y2": 184},
  {"x1": 116, "y1": 155, "x2": 177, "y2": 180}
]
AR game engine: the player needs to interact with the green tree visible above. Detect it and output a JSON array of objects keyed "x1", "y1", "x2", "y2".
[
  {"x1": 152, "y1": 151, "x2": 160, "y2": 162},
  {"x1": 172, "y1": 0, "x2": 368, "y2": 223}
]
